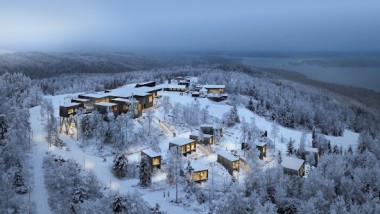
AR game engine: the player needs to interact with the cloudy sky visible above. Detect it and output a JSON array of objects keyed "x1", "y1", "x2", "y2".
[{"x1": 1, "y1": 0, "x2": 379, "y2": 52}]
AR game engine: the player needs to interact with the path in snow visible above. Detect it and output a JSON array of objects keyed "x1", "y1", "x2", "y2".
[{"x1": 29, "y1": 107, "x2": 52, "y2": 214}]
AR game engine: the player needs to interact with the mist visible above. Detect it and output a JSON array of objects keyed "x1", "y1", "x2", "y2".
[{"x1": 1, "y1": 0, "x2": 380, "y2": 52}]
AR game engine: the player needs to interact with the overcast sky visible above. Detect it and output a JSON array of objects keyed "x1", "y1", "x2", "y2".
[{"x1": 1, "y1": 0, "x2": 380, "y2": 52}]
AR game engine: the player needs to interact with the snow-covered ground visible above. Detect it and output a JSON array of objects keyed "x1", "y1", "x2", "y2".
[{"x1": 29, "y1": 86, "x2": 360, "y2": 213}]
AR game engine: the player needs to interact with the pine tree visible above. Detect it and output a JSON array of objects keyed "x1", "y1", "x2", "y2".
[
  {"x1": 112, "y1": 153, "x2": 128, "y2": 178},
  {"x1": 139, "y1": 156, "x2": 151, "y2": 187},
  {"x1": 286, "y1": 138, "x2": 295, "y2": 156},
  {"x1": 0, "y1": 114, "x2": 7, "y2": 141},
  {"x1": 247, "y1": 98, "x2": 255, "y2": 111}
]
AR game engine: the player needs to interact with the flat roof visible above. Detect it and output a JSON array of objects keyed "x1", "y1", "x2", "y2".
[
  {"x1": 142, "y1": 149, "x2": 161, "y2": 157},
  {"x1": 256, "y1": 142, "x2": 267, "y2": 147},
  {"x1": 189, "y1": 161, "x2": 208, "y2": 172},
  {"x1": 94, "y1": 102, "x2": 117, "y2": 107},
  {"x1": 72, "y1": 98, "x2": 89, "y2": 102},
  {"x1": 61, "y1": 103, "x2": 81, "y2": 108},
  {"x1": 80, "y1": 93, "x2": 108, "y2": 99},
  {"x1": 112, "y1": 98, "x2": 139, "y2": 103},
  {"x1": 217, "y1": 151, "x2": 239, "y2": 162},
  {"x1": 203, "y1": 85, "x2": 225, "y2": 89},
  {"x1": 157, "y1": 84, "x2": 186, "y2": 89},
  {"x1": 305, "y1": 147, "x2": 319, "y2": 153},
  {"x1": 170, "y1": 138, "x2": 195, "y2": 146},
  {"x1": 281, "y1": 156, "x2": 304, "y2": 171}
]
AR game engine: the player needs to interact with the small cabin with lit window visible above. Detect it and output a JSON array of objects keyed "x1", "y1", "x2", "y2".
[
  {"x1": 162, "y1": 84, "x2": 187, "y2": 92},
  {"x1": 281, "y1": 156, "x2": 305, "y2": 177},
  {"x1": 187, "y1": 162, "x2": 208, "y2": 182},
  {"x1": 111, "y1": 98, "x2": 142, "y2": 118},
  {"x1": 217, "y1": 151, "x2": 239, "y2": 175},
  {"x1": 189, "y1": 132, "x2": 213, "y2": 145},
  {"x1": 203, "y1": 85, "x2": 225, "y2": 94},
  {"x1": 169, "y1": 138, "x2": 196, "y2": 156},
  {"x1": 141, "y1": 149, "x2": 161, "y2": 171},
  {"x1": 256, "y1": 142, "x2": 267, "y2": 160},
  {"x1": 59, "y1": 103, "x2": 83, "y2": 118},
  {"x1": 94, "y1": 102, "x2": 118, "y2": 116}
]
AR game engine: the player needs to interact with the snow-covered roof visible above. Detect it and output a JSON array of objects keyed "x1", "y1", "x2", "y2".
[
  {"x1": 112, "y1": 98, "x2": 139, "y2": 104},
  {"x1": 305, "y1": 147, "x2": 319, "y2": 153},
  {"x1": 199, "y1": 87, "x2": 207, "y2": 92},
  {"x1": 80, "y1": 93, "x2": 108, "y2": 99},
  {"x1": 61, "y1": 103, "x2": 81, "y2": 108},
  {"x1": 94, "y1": 102, "x2": 116, "y2": 107},
  {"x1": 170, "y1": 138, "x2": 195, "y2": 146},
  {"x1": 200, "y1": 123, "x2": 220, "y2": 129},
  {"x1": 217, "y1": 151, "x2": 239, "y2": 162},
  {"x1": 281, "y1": 156, "x2": 304, "y2": 171},
  {"x1": 72, "y1": 98, "x2": 89, "y2": 102},
  {"x1": 141, "y1": 149, "x2": 161, "y2": 157},
  {"x1": 190, "y1": 161, "x2": 208, "y2": 172},
  {"x1": 256, "y1": 142, "x2": 267, "y2": 147},
  {"x1": 157, "y1": 84, "x2": 186, "y2": 89},
  {"x1": 203, "y1": 85, "x2": 225, "y2": 89},
  {"x1": 204, "y1": 134, "x2": 212, "y2": 138}
]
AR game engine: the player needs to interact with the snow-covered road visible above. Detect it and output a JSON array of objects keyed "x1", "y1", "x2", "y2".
[{"x1": 30, "y1": 107, "x2": 52, "y2": 214}]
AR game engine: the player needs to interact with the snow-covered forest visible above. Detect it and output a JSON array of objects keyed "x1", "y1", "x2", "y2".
[{"x1": 0, "y1": 58, "x2": 380, "y2": 213}]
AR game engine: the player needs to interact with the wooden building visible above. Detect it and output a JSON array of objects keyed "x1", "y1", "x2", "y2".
[
  {"x1": 207, "y1": 93, "x2": 228, "y2": 102},
  {"x1": 189, "y1": 162, "x2": 208, "y2": 182},
  {"x1": 217, "y1": 151, "x2": 239, "y2": 175},
  {"x1": 110, "y1": 98, "x2": 142, "y2": 118},
  {"x1": 141, "y1": 149, "x2": 161, "y2": 171},
  {"x1": 94, "y1": 102, "x2": 118, "y2": 116},
  {"x1": 78, "y1": 93, "x2": 111, "y2": 112},
  {"x1": 162, "y1": 84, "x2": 187, "y2": 92},
  {"x1": 200, "y1": 124, "x2": 223, "y2": 137},
  {"x1": 189, "y1": 132, "x2": 213, "y2": 145},
  {"x1": 59, "y1": 103, "x2": 82, "y2": 134},
  {"x1": 133, "y1": 92, "x2": 153, "y2": 109},
  {"x1": 304, "y1": 147, "x2": 320, "y2": 166},
  {"x1": 203, "y1": 85, "x2": 225, "y2": 94},
  {"x1": 256, "y1": 142, "x2": 267, "y2": 160},
  {"x1": 281, "y1": 156, "x2": 305, "y2": 177},
  {"x1": 169, "y1": 138, "x2": 196, "y2": 156},
  {"x1": 71, "y1": 98, "x2": 91, "y2": 112}
]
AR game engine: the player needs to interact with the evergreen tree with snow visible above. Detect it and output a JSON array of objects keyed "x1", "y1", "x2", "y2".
[
  {"x1": 286, "y1": 138, "x2": 295, "y2": 156},
  {"x1": 223, "y1": 104, "x2": 240, "y2": 127},
  {"x1": 161, "y1": 96, "x2": 171, "y2": 120},
  {"x1": 247, "y1": 97, "x2": 255, "y2": 111},
  {"x1": 139, "y1": 156, "x2": 151, "y2": 187},
  {"x1": 112, "y1": 153, "x2": 128, "y2": 178},
  {"x1": 0, "y1": 114, "x2": 7, "y2": 141}
]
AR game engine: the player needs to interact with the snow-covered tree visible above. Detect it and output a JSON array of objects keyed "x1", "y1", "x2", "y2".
[
  {"x1": 166, "y1": 146, "x2": 183, "y2": 203},
  {"x1": 139, "y1": 156, "x2": 151, "y2": 187},
  {"x1": 270, "y1": 121, "x2": 280, "y2": 152},
  {"x1": 112, "y1": 153, "x2": 128, "y2": 178},
  {"x1": 223, "y1": 104, "x2": 240, "y2": 127},
  {"x1": 161, "y1": 96, "x2": 171, "y2": 120},
  {"x1": 286, "y1": 138, "x2": 295, "y2": 156},
  {"x1": 0, "y1": 114, "x2": 7, "y2": 141}
]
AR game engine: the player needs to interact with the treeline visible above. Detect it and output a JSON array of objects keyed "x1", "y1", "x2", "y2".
[{"x1": 0, "y1": 73, "x2": 42, "y2": 213}]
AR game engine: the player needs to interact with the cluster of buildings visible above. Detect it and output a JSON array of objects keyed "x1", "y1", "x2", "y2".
[{"x1": 59, "y1": 78, "x2": 226, "y2": 134}]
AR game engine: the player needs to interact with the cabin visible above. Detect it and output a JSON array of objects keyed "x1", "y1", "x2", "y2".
[
  {"x1": 194, "y1": 85, "x2": 203, "y2": 91},
  {"x1": 203, "y1": 85, "x2": 225, "y2": 94},
  {"x1": 189, "y1": 132, "x2": 213, "y2": 145},
  {"x1": 169, "y1": 138, "x2": 196, "y2": 156},
  {"x1": 94, "y1": 102, "x2": 118, "y2": 116},
  {"x1": 71, "y1": 98, "x2": 91, "y2": 112},
  {"x1": 135, "y1": 81, "x2": 156, "y2": 88},
  {"x1": 59, "y1": 103, "x2": 83, "y2": 118},
  {"x1": 188, "y1": 162, "x2": 208, "y2": 182},
  {"x1": 207, "y1": 93, "x2": 228, "y2": 102},
  {"x1": 256, "y1": 142, "x2": 267, "y2": 160},
  {"x1": 133, "y1": 92, "x2": 153, "y2": 109},
  {"x1": 281, "y1": 156, "x2": 305, "y2": 177},
  {"x1": 304, "y1": 147, "x2": 320, "y2": 166},
  {"x1": 200, "y1": 124, "x2": 223, "y2": 137},
  {"x1": 78, "y1": 93, "x2": 111, "y2": 112},
  {"x1": 217, "y1": 151, "x2": 239, "y2": 175},
  {"x1": 145, "y1": 87, "x2": 162, "y2": 98},
  {"x1": 110, "y1": 98, "x2": 142, "y2": 118},
  {"x1": 162, "y1": 84, "x2": 187, "y2": 92},
  {"x1": 199, "y1": 88, "x2": 207, "y2": 97},
  {"x1": 141, "y1": 149, "x2": 161, "y2": 171}
]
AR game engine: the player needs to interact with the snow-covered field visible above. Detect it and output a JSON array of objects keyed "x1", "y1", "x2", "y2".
[{"x1": 29, "y1": 86, "x2": 359, "y2": 213}]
